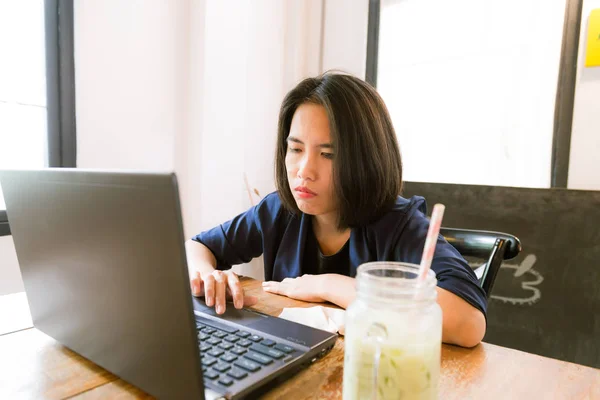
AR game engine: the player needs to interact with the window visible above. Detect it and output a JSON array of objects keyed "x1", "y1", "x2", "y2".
[
  {"x1": 0, "y1": 0, "x2": 76, "y2": 237},
  {"x1": 371, "y1": 0, "x2": 569, "y2": 189},
  {"x1": 0, "y1": 1, "x2": 47, "y2": 210}
]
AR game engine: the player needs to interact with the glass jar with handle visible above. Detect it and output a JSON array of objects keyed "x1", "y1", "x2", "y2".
[{"x1": 343, "y1": 261, "x2": 442, "y2": 400}]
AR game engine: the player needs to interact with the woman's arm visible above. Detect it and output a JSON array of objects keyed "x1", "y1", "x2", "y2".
[
  {"x1": 262, "y1": 273, "x2": 356, "y2": 307},
  {"x1": 323, "y1": 276, "x2": 485, "y2": 347},
  {"x1": 436, "y1": 287, "x2": 486, "y2": 347},
  {"x1": 266, "y1": 273, "x2": 485, "y2": 347},
  {"x1": 186, "y1": 240, "x2": 257, "y2": 314},
  {"x1": 320, "y1": 274, "x2": 485, "y2": 347},
  {"x1": 187, "y1": 194, "x2": 286, "y2": 313},
  {"x1": 185, "y1": 239, "x2": 218, "y2": 277},
  {"x1": 318, "y1": 274, "x2": 357, "y2": 309}
]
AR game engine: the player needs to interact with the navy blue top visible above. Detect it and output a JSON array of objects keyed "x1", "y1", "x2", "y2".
[{"x1": 193, "y1": 192, "x2": 487, "y2": 316}]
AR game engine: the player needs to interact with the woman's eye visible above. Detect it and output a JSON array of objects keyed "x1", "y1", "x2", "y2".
[
  {"x1": 322, "y1": 153, "x2": 334, "y2": 159},
  {"x1": 288, "y1": 147, "x2": 302, "y2": 153}
]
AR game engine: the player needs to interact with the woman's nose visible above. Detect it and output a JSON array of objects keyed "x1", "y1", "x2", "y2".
[{"x1": 297, "y1": 155, "x2": 316, "y2": 181}]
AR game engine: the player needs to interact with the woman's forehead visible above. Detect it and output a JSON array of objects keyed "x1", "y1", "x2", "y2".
[{"x1": 289, "y1": 103, "x2": 331, "y2": 143}]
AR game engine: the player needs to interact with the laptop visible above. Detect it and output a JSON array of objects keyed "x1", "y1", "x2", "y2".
[{"x1": 0, "y1": 169, "x2": 338, "y2": 400}]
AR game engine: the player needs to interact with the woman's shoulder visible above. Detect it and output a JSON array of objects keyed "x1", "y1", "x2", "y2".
[
  {"x1": 389, "y1": 195, "x2": 427, "y2": 216},
  {"x1": 252, "y1": 191, "x2": 293, "y2": 226},
  {"x1": 365, "y1": 195, "x2": 429, "y2": 235},
  {"x1": 256, "y1": 191, "x2": 283, "y2": 210}
]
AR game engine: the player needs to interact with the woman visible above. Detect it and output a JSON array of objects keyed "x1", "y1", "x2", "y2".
[{"x1": 186, "y1": 72, "x2": 486, "y2": 347}]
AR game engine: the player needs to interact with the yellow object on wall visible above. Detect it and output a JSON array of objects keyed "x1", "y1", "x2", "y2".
[{"x1": 585, "y1": 9, "x2": 600, "y2": 67}]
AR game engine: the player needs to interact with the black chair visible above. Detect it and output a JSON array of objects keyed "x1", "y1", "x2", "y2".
[{"x1": 440, "y1": 228, "x2": 522, "y2": 298}]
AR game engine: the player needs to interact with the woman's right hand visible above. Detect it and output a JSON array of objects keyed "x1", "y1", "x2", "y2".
[{"x1": 190, "y1": 269, "x2": 258, "y2": 314}]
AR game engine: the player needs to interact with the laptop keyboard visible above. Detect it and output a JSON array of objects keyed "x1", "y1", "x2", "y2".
[{"x1": 196, "y1": 318, "x2": 298, "y2": 389}]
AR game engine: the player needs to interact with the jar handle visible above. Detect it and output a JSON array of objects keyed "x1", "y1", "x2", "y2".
[{"x1": 363, "y1": 322, "x2": 388, "y2": 400}]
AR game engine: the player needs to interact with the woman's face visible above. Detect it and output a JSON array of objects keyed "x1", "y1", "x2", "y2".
[{"x1": 285, "y1": 103, "x2": 338, "y2": 218}]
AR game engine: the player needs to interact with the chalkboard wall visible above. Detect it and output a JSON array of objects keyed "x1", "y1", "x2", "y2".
[{"x1": 402, "y1": 181, "x2": 600, "y2": 368}]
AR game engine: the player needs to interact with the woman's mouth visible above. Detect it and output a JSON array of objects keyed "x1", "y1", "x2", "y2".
[{"x1": 294, "y1": 186, "x2": 317, "y2": 199}]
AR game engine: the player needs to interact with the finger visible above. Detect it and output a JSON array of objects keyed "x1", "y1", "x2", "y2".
[
  {"x1": 262, "y1": 281, "x2": 284, "y2": 295},
  {"x1": 224, "y1": 288, "x2": 258, "y2": 308},
  {"x1": 189, "y1": 272, "x2": 198, "y2": 296},
  {"x1": 214, "y1": 271, "x2": 227, "y2": 314},
  {"x1": 203, "y1": 274, "x2": 215, "y2": 307},
  {"x1": 225, "y1": 272, "x2": 244, "y2": 309},
  {"x1": 191, "y1": 271, "x2": 203, "y2": 297}
]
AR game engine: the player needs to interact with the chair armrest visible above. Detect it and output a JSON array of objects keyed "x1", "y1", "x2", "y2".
[{"x1": 440, "y1": 228, "x2": 522, "y2": 260}]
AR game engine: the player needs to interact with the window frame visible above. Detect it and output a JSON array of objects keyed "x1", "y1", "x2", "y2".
[
  {"x1": 0, "y1": 211, "x2": 9, "y2": 236},
  {"x1": 0, "y1": 0, "x2": 76, "y2": 237}
]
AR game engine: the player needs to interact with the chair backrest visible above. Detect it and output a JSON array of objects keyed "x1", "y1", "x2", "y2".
[{"x1": 440, "y1": 227, "x2": 522, "y2": 298}]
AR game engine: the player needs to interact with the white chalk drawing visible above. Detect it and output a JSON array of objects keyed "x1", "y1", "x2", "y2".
[{"x1": 489, "y1": 254, "x2": 543, "y2": 306}]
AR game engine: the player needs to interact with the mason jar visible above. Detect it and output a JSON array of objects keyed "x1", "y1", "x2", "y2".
[{"x1": 342, "y1": 262, "x2": 442, "y2": 400}]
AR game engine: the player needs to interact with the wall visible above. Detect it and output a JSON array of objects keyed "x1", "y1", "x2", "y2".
[
  {"x1": 74, "y1": 0, "x2": 187, "y2": 173},
  {"x1": 568, "y1": 0, "x2": 600, "y2": 190},
  {"x1": 321, "y1": 0, "x2": 369, "y2": 77}
]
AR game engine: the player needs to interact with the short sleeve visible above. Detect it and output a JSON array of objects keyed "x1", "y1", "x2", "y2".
[
  {"x1": 191, "y1": 193, "x2": 284, "y2": 270},
  {"x1": 393, "y1": 198, "x2": 488, "y2": 317}
]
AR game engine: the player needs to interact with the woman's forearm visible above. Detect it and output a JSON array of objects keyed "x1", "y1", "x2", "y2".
[
  {"x1": 437, "y1": 287, "x2": 486, "y2": 347},
  {"x1": 318, "y1": 274, "x2": 485, "y2": 347},
  {"x1": 185, "y1": 239, "x2": 217, "y2": 277},
  {"x1": 318, "y1": 274, "x2": 357, "y2": 309}
]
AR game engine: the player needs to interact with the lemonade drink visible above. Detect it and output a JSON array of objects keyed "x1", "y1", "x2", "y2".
[{"x1": 342, "y1": 263, "x2": 442, "y2": 400}]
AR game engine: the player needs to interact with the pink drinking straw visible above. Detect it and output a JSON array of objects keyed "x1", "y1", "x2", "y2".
[{"x1": 418, "y1": 204, "x2": 446, "y2": 282}]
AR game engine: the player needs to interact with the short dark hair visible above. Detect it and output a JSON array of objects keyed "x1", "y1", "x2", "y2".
[{"x1": 275, "y1": 72, "x2": 403, "y2": 229}]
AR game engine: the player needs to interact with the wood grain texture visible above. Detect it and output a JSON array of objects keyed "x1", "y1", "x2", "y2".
[
  {"x1": 0, "y1": 329, "x2": 115, "y2": 399},
  {"x1": 1, "y1": 277, "x2": 599, "y2": 399},
  {"x1": 72, "y1": 380, "x2": 152, "y2": 400}
]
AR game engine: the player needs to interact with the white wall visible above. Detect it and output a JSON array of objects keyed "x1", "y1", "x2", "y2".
[
  {"x1": 75, "y1": 0, "x2": 187, "y2": 172},
  {"x1": 322, "y1": 0, "x2": 369, "y2": 77},
  {"x1": 568, "y1": 0, "x2": 600, "y2": 190}
]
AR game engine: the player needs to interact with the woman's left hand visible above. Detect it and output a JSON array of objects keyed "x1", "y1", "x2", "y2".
[{"x1": 262, "y1": 275, "x2": 326, "y2": 302}]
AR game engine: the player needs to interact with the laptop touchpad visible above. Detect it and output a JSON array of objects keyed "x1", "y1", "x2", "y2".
[{"x1": 192, "y1": 297, "x2": 265, "y2": 325}]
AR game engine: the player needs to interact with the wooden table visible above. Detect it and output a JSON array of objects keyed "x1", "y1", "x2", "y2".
[{"x1": 1, "y1": 277, "x2": 599, "y2": 399}]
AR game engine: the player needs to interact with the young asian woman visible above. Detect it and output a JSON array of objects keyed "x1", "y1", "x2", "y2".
[{"x1": 186, "y1": 72, "x2": 487, "y2": 348}]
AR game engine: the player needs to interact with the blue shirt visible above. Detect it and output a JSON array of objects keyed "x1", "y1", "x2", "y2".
[{"x1": 193, "y1": 192, "x2": 487, "y2": 316}]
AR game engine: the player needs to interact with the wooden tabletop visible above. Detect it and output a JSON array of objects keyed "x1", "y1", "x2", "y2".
[{"x1": 1, "y1": 277, "x2": 599, "y2": 399}]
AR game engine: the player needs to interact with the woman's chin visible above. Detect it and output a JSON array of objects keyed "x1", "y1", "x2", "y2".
[{"x1": 295, "y1": 200, "x2": 318, "y2": 215}]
